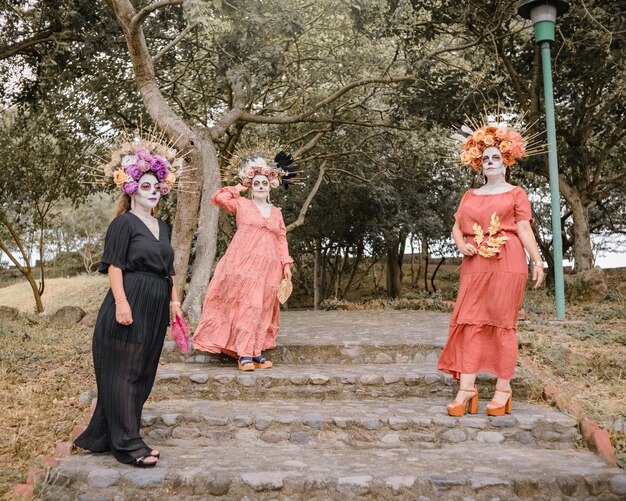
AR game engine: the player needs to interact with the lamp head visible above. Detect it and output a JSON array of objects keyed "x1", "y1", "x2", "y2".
[
  {"x1": 518, "y1": 0, "x2": 569, "y2": 43},
  {"x1": 518, "y1": 0, "x2": 569, "y2": 20}
]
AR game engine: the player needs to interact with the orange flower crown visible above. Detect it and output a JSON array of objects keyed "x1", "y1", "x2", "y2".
[{"x1": 451, "y1": 116, "x2": 544, "y2": 172}]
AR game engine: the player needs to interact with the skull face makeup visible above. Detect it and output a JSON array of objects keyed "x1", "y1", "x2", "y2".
[
  {"x1": 133, "y1": 172, "x2": 161, "y2": 211},
  {"x1": 481, "y1": 146, "x2": 506, "y2": 179},
  {"x1": 251, "y1": 174, "x2": 271, "y2": 203}
]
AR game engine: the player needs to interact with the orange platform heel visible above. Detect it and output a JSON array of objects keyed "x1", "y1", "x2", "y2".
[
  {"x1": 237, "y1": 357, "x2": 256, "y2": 371},
  {"x1": 252, "y1": 356, "x2": 273, "y2": 369},
  {"x1": 486, "y1": 389, "x2": 512, "y2": 416},
  {"x1": 446, "y1": 388, "x2": 479, "y2": 417}
]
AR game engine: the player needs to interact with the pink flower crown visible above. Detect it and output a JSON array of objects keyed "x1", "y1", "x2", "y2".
[
  {"x1": 228, "y1": 150, "x2": 300, "y2": 190},
  {"x1": 239, "y1": 161, "x2": 281, "y2": 189},
  {"x1": 104, "y1": 140, "x2": 184, "y2": 196}
]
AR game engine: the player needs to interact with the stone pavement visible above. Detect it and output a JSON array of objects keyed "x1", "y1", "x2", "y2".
[{"x1": 48, "y1": 310, "x2": 626, "y2": 500}]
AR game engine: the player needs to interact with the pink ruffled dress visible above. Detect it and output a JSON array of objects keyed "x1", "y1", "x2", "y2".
[
  {"x1": 438, "y1": 186, "x2": 533, "y2": 380},
  {"x1": 193, "y1": 186, "x2": 293, "y2": 358}
]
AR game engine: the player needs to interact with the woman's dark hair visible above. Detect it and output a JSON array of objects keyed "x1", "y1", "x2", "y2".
[{"x1": 114, "y1": 194, "x2": 131, "y2": 216}]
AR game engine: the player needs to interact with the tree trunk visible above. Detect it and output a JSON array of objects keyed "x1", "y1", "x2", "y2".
[
  {"x1": 386, "y1": 238, "x2": 402, "y2": 299},
  {"x1": 559, "y1": 181, "x2": 594, "y2": 272},
  {"x1": 27, "y1": 274, "x2": 45, "y2": 313},
  {"x1": 321, "y1": 246, "x2": 329, "y2": 300},
  {"x1": 409, "y1": 235, "x2": 417, "y2": 288},
  {"x1": 421, "y1": 234, "x2": 429, "y2": 292},
  {"x1": 170, "y1": 145, "x2": 203, "y2": 315},
  {"x1": 313, "y1": 237, "x2": 322, "y2": 309},
  {"x1": 37, "y1": 218, "x2": 45, "y2": 296},
  {"x1": 179, "y1": 140, "x2": 222, "y2": 323},
  {"x1": 0, "y1": 215, "x2": 45, "y2": 312},
  {"x1": 430, "y1": 256, "x2": 445, "y2": 293},
  {"x1": 333, "y1": 251, "x2": 342, "y2": 299},
  {"x1": 567, "y1": 195, "x2": 593, "y2": 272},
  {"x1": 342, "y1": 242, "x2": 363, "y2": 300}
]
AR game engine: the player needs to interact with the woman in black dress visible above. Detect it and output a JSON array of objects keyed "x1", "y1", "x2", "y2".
[{"x1": 75, "y1": 143, "x2": 183, "y2": 467}]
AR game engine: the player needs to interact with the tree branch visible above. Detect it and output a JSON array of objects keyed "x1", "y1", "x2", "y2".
[
  {"x1": 0, "y1": 25, "x2": 71, "y2": 60},
  {"x1": 593, "y1": 115, "x2": 626, "y2": 187},
  {"x1": 105, "y1": 0, "x2": 195, "y2": 146},
  {"x1": 286, "y1": 161, "x2": 327, "y2": 233},
  {"x1": 293, "y1": 126, "x2": 332, "y2": 158},
  {"x1": 0, "y1": 213, "x2": 31, "y2": 273},
  {"x1": 153, "y1": 22, "x2": 197, "y2": 63},
  {"x1": 205, "y1": 81, "x2": 247, "y2": 139},
  {"x1": 238, "y1": 36, "x2": 487, "y2": 126},
  {"x1": 131, "y1": 0, "x2": 184, "y2": 33}
]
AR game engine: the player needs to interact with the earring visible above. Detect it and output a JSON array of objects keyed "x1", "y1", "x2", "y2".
[{"x1": 130, "y1": 198, "x2": 135, "y2": 210}]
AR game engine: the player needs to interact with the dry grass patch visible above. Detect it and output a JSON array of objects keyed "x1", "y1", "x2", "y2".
[
  {"x1": 0, "y1": 318, "x2": 94, "y2": 496},
  {"x1": 518, "y1": 285, "x2": 626, "y2": 467},
  {"x1": 0, "y1": 274, "x2": 109, "y2": 314}
]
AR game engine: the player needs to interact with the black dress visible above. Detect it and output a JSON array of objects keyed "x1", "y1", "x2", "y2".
[{"x1": 74, "y1": 211, "x2": 175, "y2": 464}]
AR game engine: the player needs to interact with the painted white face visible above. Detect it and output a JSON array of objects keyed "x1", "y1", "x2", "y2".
[
  {"x1": 482, "y1": 146, "x2": 505, "y2": 178},
  {"x1": 133, "y1": 173, "x2": 161, "y2": 210},
  {"x1": 251, "y1": 174, "x2": 270, "y2": 197}
]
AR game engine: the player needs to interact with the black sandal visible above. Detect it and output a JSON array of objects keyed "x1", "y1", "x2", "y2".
[{"x1": 130, "y1": 455, "x2": 158, "y2": 468}]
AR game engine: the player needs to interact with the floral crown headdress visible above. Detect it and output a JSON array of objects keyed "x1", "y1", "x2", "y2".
[
  {"x1": 223, "y1": 146, "x2": 301, "y2": 190},
  {"x1": 104, "y1": 140, "x2": 183, "y2": 196},
  {"x1": 93, "y1": 126, "x2": 190, "y2": 196},
  {"x1": 451, "y1": 114, "x2": 544, "y2": 172}
]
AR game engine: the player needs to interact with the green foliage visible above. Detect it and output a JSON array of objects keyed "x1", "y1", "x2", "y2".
[
  {"x1": 1, "y1": 0, "x2": 624, "y2": 303},
  {"x1": 0, "y1": 109, "x2": 89, "y2": 210}
]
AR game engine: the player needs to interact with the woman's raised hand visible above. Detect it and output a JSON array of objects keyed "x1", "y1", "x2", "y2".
[
  {"x1": 115, "y1": 300, "x2": 133, "y2": 326},
  {"x1": 235, "y1": 183, "x2": 248, "y2": 193}
]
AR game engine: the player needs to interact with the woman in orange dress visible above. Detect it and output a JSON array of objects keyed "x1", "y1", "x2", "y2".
[
  {"x1": 438, "y1": 122, "x2": 544, "y2": 417},
  {"x1": 193, "y1": 152, "x2": 295, "y2": 370}
]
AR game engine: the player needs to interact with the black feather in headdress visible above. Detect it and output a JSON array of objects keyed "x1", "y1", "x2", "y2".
[{"x1": 274, "y1": 151, "x2": 298, "y2": 189}]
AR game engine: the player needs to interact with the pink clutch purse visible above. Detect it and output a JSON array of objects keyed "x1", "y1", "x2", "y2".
[{"x1": 170, "y1": 315, "x2": 190, "y2": 353}]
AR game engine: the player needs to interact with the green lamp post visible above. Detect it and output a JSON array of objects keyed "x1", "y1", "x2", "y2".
[{"x1": 518, "y1": 0, "x2": 569, "y2": 318}]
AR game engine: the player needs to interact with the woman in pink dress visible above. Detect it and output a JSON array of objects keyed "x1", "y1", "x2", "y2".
[
  {"x1": 193, "y1": 152, "x2": 295, "y2": 370},
  {"x1": 438, "y1": 122, "x2": 544, "y2": 417}
]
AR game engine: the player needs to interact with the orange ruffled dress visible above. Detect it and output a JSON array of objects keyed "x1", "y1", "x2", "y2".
[
  {"x1": 193, "y1": 187, "x2": 293, "y2": 358},
  {"x1": 438, "y1": 186, "x2": 533, "y2": 380}
]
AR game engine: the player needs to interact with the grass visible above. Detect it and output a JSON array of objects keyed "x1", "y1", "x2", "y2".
[
  {"x1": 0, "y1": 269, "x2": 624, "y2": 496},
  {"x1": 0, "y1": 274, "x2": 110, "y2": 314},
  {"x1": 0, "y1": 318, "x2": 94, "y2": 497}
]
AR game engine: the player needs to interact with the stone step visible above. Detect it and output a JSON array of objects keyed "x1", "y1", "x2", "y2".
[
  {"x1": 50, "y1": 442, "x2": 625, "y2": 500},
  {"x1": 153, "y1": 362, "x2": 535, "y2": 401},
  {"x1": 162, "y1": 340, "x2": 443, "y2": 366},
  {"x1": 141, "y1": 397, "x2": 580, "y2": 450},
  {"x1": 162, "y1": 309, "x2": 450, "y2": 365}
]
